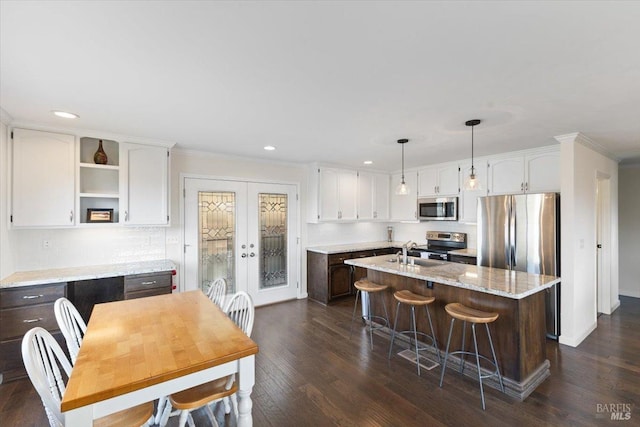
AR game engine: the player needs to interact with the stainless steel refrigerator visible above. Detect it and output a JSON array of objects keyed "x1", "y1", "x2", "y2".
[{"x1": 477, "y1": 193, "x2": 560, "y2": 340}]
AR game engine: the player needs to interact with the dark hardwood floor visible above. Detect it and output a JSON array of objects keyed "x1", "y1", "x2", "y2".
[{"x1": 1, "y1": 296, "x2": 638, "y2": 426}]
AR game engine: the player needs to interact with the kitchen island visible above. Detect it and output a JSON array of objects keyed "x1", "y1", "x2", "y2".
[{"x1": 345, "y1": 255, "x2": 560, "y2": 400}]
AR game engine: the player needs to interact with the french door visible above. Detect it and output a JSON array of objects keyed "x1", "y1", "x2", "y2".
[{"x1": 184, "y1": 178, "x2": 298, "y2": 306}]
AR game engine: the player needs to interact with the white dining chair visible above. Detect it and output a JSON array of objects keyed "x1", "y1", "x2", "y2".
[
  {"x1": 158, "y1": 291, "x2": 255, "y2": 427},
  {"x1": 21, "y1": 326, "x2": 154, "y2": 427},
  {"x1": 206, "y1": 278, "x2": 227, "y2": 308},
  {"x1": 53, "y1": 297, "x2": 86, "y2": 365}
]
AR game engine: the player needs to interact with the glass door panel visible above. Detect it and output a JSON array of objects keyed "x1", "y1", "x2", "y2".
[
  {"x1": 199, "y1": 191, "x2": 236, "y2": 295},
  {"x1": 258, "y1": 193, "x2": 288, "y2": 290}
]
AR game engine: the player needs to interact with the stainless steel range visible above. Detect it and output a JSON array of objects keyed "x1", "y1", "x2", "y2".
[{"x1": 411, "y1": 231, "x2": 467, "y2": 260}]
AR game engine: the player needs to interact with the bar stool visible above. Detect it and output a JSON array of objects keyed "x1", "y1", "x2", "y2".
[
  {"x1": 439, "y1": 302, "x2": 505, "y2": 410},
  {"x1": 387, "y1": 290, "x2": 440, "y2": 376},
  {"x1": 350, "y1": 279, "x2": 390, "y2": 349}
]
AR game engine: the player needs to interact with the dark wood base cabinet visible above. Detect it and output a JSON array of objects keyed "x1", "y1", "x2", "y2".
[
  {"x1": 0, "y1": 283, "x2": 67, "y2": 383},
  {"x1": 307, "y1": 248, "x2": 395, "y2": 304},
  {"x1": 0, "y1": 271, "x2": 172, "y2": 383}
]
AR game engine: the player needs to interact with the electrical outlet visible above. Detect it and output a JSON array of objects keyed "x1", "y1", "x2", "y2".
[{"x1": 42, "y1": 240, "x2": 51, "y2": 249}]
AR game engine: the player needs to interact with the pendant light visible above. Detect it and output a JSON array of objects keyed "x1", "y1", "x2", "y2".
[
  {"x1": 395, "y1": 138, "x2": 410, "y2": 195},
  {"x1": 463, "y1": 119, "x2": 482, "y2": 191}
]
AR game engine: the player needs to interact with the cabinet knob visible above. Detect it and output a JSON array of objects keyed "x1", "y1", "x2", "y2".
[
  {"x1": 124, "y1": 210, "x2": 129, "y2": 221},
  {"x1": 70, "y1": 210, "x2": 74, "y2": 223},
  {"x1": 520, "y1": 182, "x2": 524, "y2": 191}
]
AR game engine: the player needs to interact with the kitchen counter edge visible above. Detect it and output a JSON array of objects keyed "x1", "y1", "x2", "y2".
[
  {"x1": 0, "y1": 260, "x2": 176, "y2": 289},
  {"x1": 306, "y1": 241, "x2": 405, "y2": 254},
  {"x1": 345, "y1": 255, "x2": 559, "y2": 300}
]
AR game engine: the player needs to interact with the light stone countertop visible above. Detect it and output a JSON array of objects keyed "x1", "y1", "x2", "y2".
[
  {"x1": 448, "y1": 248, "x2": 477, "y2": 257},
  {"x1": 306, "y1": 241, "x2": 405, "y2": 254},
  {"x1": 0, "y1": 260, "x2": 176, "y2": 289},
  {"x1": 345, "y1": 255, "x2": 559, "y2": 300}
]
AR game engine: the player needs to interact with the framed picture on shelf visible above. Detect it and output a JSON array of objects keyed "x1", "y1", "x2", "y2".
[{"x1": 87, "y1": 208, "x2": 114, "y2": 223}]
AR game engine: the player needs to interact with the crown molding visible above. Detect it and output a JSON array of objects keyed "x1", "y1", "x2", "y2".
[{"x1": 554, "y1": 132, "x2": 620, "y2": 162}]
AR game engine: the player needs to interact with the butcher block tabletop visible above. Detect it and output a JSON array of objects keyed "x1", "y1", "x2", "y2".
[{"x1": 61, "y1": 291, "x2": 258, "y2": 411}]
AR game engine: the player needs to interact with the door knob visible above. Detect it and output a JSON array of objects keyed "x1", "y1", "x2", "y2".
[
  {"x1": 250, "y1": 252, "x2": 256, "y2": 257},
  {"x1": 241, "y1": 253, "x2": 248, "y2": 258}
]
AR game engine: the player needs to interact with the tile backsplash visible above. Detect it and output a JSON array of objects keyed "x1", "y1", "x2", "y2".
[{"x1": 10, "y1": 227, "x2": 167, "y2": 272}]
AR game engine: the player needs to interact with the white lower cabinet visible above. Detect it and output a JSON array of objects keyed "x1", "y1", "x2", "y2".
[
  {"x1": 11, "y1": 128, "x2": 75, "y2": 227},
  {"x1": 120, "y1": 143, "x2": 170, "y2": 225}
]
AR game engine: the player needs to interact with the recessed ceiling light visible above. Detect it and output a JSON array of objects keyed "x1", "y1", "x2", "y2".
[
  {"x1": 52, "y1": 111, "x2": 79, "y2": 119},
  {"x1": 264, "y1": 145, "x2": 276, "y2": 151},
  {"x1": 363, "y1": 160, "x2": 373, "y2": 165}
]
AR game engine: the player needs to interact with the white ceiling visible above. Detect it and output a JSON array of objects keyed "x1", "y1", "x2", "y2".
[{"x1": 2, "y1": 1, "x2": 640, "y2": 171}]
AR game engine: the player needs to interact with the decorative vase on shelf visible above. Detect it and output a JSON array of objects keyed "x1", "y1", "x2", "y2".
[{"x1": 93, "y1": 140, "x2": 108, "y2": 164}]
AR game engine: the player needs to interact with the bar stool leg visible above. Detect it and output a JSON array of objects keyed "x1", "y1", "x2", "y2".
[
  {"x1": 472, "y1": 323, "x2": 487, "y2": 410},
  {"x1": 388, "y1": 301, "x2": 401, "y2": 360},
  {"x1": 366, "y1": 291, "x2": 374, "y2": 349},
  {"x1": 460, "y1": 320, "x2": 467, "y2": 374},
  {"x1": 486, "y1": 323, "x2": 505, "y2": 393},
  {"x1": 439, "y1": 318, "x2": 455, "y2": 387},
  {"x1": 350, "y1": 289, "x2": 361, "y2": 340},
  {"x1": 410, "y1": 306, "x2": 421, "y2": 376},
  {"x1": 424, "y1": 305, "x2": 441, "y2": 363}
]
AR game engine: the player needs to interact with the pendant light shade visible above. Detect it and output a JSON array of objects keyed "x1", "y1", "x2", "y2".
[
  {"x1": 463, "y1": 119, "x2": 482, "y2": 191},
  {"x1": 395, "y1": 139, "x2": 410, "y2": 195}
]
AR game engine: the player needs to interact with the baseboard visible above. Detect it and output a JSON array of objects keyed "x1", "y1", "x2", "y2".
[
  {"x1": 559, "y1": 321, "x2": 597, "y2": 347},
  {"x1": 619, "y1": 289, "x2": 640, "y2": 298}
]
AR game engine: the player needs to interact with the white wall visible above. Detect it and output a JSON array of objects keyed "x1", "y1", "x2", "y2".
[
  {"x1": 619, "y1": 164, "x2": 640, "y2": 297},
  {"x1": 557, "y1": 133, "x2": 619, "y2": 347}
]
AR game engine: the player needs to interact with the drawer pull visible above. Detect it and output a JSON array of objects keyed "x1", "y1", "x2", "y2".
[
  {"x1": 23, "y1": 318, "x2": 43, "y2": 323},
  {"x1": 141, "y1": 281, "x2": 157, "y2": 285},
  {"x1": 22, "y1": 295, "x2": 44, "y2": 299}
]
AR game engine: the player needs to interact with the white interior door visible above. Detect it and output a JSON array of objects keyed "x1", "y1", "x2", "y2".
[
  {"x1": 247, "y1": 182, "x2": 298, "y2": 306},
  {"x1": 184, "y1": 178, "x2": 298, "y2": 306},
  {"x1": 184, "y1": 178, "x2": 248, "y2": 297}
]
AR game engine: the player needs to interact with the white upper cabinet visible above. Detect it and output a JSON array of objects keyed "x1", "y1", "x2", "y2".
[
  {"x1": 120, "y1": 143, "x2": 170, "y2": 225},
  {"x1": 308, "y1": 166, "x2": 390, "y2": 223},
  {"x1": 11, "y1": 128, "x2": 75, "y2": 227},
  {"x1": 316, "y1": 167, "x2": 357, "y2": 221},
  {"x1": 525, "y1": 150, "x2": 560, "y2": 193},
  {"x1": 417, "y1": 163, "x2": 459, "y2": 197},
  {"x1": 487, "y1": 156, "x2": 524, "y2": 195},
  {"x1": 374, "y1": 173, "x2": 390, "y2": 220},
  {"x1": 488, "y1": 147, "x2": 559, "y2": 195},
  {"x1": 390, "y1": 171, "x2": 418, "y2": 221},
  {"x1": 357, "y1": 172, "x2": 389, "y2": 221},
  {"x1": 458, "y1": 159, "x2": 488, "y2": 224}
]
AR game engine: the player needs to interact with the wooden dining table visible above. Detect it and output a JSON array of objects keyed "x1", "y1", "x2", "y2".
[{"x1": 60, "y1": 290, "x2": 259, "y2": 426}]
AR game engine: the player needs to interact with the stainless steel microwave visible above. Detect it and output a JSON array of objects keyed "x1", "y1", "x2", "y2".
[{"x1": 417, "y1": 197, "x2": 458, "y2": 221}]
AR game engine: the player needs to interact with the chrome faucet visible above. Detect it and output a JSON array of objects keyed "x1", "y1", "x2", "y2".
[{"x1": 401, "y1": 240, "x2": 417, "y2": 264}]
